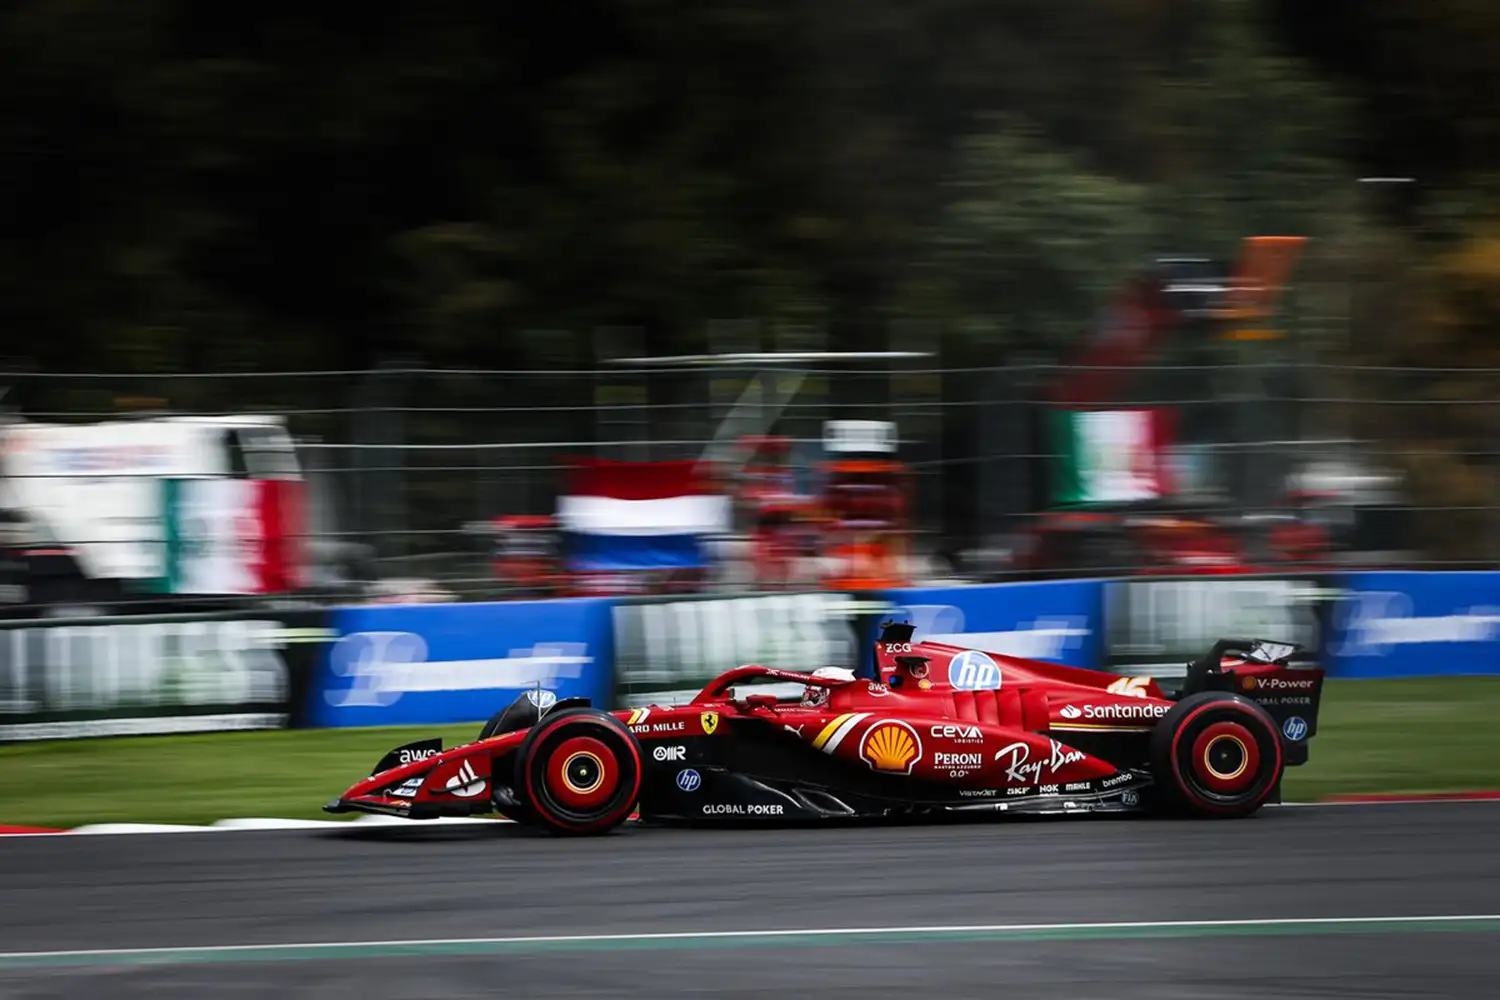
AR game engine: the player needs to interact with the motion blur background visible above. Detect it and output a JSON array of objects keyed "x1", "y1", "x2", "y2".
[
  {"x1": 2, "y1": 0, "x2": 1497, "y2": 614},
  {"x1": 6, "y1": 10, "x2": 1500, "y2": 999},
  {"x1": 2, "y1": 2, "x2": 1500, "y2": 776}
]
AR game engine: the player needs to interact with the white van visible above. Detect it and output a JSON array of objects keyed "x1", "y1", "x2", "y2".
[{"x1": 0, "y1": 415, "x2": 301, "y2": 584}]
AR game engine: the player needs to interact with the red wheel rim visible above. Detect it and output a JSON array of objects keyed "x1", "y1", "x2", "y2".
[
  {"x1": 1189, "y1": 721, "x2": 1261, "y2": 794},
  {"x1": 544, "y1": 735, "x2": 618, "y2": 810}
]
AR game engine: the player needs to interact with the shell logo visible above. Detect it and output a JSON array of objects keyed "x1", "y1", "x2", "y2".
[
  {"x1": 1241, "y1": 676, "x2": 1258, "y2": 692},
  {"x1": 859, "y1": 720, "x2": 922, "y2": 774}
]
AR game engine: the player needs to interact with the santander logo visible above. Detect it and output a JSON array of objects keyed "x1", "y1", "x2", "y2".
[{"x1": 1055, "y1": 701, "x2": 1168, "y2": 723}]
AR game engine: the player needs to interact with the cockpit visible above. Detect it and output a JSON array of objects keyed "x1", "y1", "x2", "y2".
[{"x1": 799, "y1": 666, "x2": 856, "y2": 708}]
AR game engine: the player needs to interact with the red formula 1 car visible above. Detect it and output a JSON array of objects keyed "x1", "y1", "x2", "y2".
[{"x1": 325, "y1": 625, "x2": 1325, "y2": 835}]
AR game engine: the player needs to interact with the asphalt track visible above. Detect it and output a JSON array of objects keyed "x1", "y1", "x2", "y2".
[{"x1": 2, "y1": 802, "x2": 1499, "y2": 999}]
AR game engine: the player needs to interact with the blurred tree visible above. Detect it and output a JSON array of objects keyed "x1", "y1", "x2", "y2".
[
  {"x1": 902, "y1": 121, "x2": 1152, "y2": 354},
  {"x1": 0, "y1": 0, "x2": 1477, "y2": 387}
]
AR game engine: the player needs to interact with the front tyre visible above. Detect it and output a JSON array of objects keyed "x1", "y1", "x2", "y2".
[
  {"x1": 513, "y1": 708, "x2": 641, "y2": 835},
  {"x1": 1150, "y1": 692, "x2": 1283, "y2": 818}
]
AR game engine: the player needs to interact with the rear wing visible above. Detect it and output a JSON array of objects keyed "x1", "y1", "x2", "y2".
[{"x1": 1181, "y1": 637, "x2": 1324, "y2": 764}]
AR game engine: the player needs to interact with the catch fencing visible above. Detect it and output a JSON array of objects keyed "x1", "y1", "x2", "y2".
[{"x1": 3, "y1": 353, "x2": 1500, "y2": 608}]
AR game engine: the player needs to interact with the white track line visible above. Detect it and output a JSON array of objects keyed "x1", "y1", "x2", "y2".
[
  {"x1": 0, "y1": 815, "x2": 511, "y2": 838},
  {"x1": 4, "y1": 913, "x2": 1500, "y2": 962},
  {"x1": 3, "y1": 797, "x2": 1498, "y2": 837}
]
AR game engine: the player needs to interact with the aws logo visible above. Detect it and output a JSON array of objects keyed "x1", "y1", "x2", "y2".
[{"x1": 859, "y1": 720, "x2": 922, "y2": 775}]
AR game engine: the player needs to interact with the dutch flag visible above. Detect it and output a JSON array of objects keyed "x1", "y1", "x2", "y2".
[{"x1": 556, "y1": 458, "x2": 730, "y2": 571}]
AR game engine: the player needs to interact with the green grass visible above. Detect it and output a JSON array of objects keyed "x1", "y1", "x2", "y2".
[
  {"x1": 2, "y1": 677, "x2": 1499, "y2": 828},
  {"x1": 1278, "y1": 676, "x2": 1500, "y2": 801},
  {"x1": 0, "y1": 722, "x2": 486, "y2": 828}
]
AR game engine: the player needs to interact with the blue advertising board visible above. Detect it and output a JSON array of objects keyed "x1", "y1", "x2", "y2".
[
  {"x1": 305, "y1": 598, "x2": 615, "y2": 728},
  {"x1": 1322, "y1": 571, "x2": 1500, "y2": 678},
  {"x1": 869, "y1": 580, "x2": 1104, "y2": 676}
]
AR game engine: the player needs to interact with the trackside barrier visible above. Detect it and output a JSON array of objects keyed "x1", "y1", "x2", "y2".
[
  {"x1": 1091, "y1": 570, "x2": 1500, "y2": 679},
  {"x1": 0, "y1": 608, "x2": 335, "y2": 742},
  {"x1": 16, "y1": 569, "x2": 1489, "y2": 740},
  {"x1": 1321, "y1": 571, "x2": 1500, "y2": 678},
  {"x1": 1098, "y1": 574, "x2": 1334, "y2": 676},
  {"x1": 303, "y1": 598, "x2": 615, "y2": 728}
]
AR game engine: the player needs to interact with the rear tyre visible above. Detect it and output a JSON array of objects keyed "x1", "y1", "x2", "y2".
[
  {"x1": 1150, "y1": 691, "x2": 1283, "y2": 818},
  {"x1": 512, "y1": 707, "x2": 641, "y2": 835}
]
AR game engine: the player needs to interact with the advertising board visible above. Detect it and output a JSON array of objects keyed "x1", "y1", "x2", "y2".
[
  {"x1": 306, "y1": 598, "x2": 614, "y2": 727},
  {"x1": 0, "y1": 609, "x2": 332, "y2": 741}
]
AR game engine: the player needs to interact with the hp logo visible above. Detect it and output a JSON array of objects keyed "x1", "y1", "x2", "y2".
[
  {"x1": 1282, "y1": 716, "x2": 1309, "y2": 742},
  {"x1": 948, "y1": 650, "x2": 1002, "y2": 691},
  {"x1": 676, "y1": 769, "x2": 702, "y2": 793}
]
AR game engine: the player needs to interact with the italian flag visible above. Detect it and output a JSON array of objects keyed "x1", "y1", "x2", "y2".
[
  {"x1": 1050, "y1": 408, "x2": 1174, "y2": 505},
  {"x1": 162, "y1": 479, "x2": 304, "y2": 594}
]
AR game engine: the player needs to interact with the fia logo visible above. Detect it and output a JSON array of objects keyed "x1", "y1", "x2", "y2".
[{"x1": 676, "y1": 769, "x2": 702, "y2": 792}]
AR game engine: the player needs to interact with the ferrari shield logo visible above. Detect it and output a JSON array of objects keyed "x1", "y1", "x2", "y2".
[{"x1": 700, "y1": 712, "x2": 720, "y2": 736}]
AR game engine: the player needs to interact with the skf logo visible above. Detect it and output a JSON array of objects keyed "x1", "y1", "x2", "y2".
[
  {"x1": 859, "y1": 720, "x2": 922, "y2": 775},
  {"x1": 700, "y1": 712, "x2": 720, "y2": 736}
]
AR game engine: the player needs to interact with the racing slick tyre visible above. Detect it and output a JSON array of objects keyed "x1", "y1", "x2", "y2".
[
  {"x1": 1149, "y1": 691, "x2": 1283, "y2": 819},
  {"x1": 512, "y1": 707, "x2": 642, "y2": 835}
]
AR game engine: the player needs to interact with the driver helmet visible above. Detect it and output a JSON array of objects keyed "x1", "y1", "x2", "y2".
[{"x1": 802, "y1": 666, "x2": 856, "y2": 708}]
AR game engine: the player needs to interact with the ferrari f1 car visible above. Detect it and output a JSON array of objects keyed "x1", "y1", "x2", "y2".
[{"x1": 325, "y1": 624, "x2": 1324, "y2": 834}]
